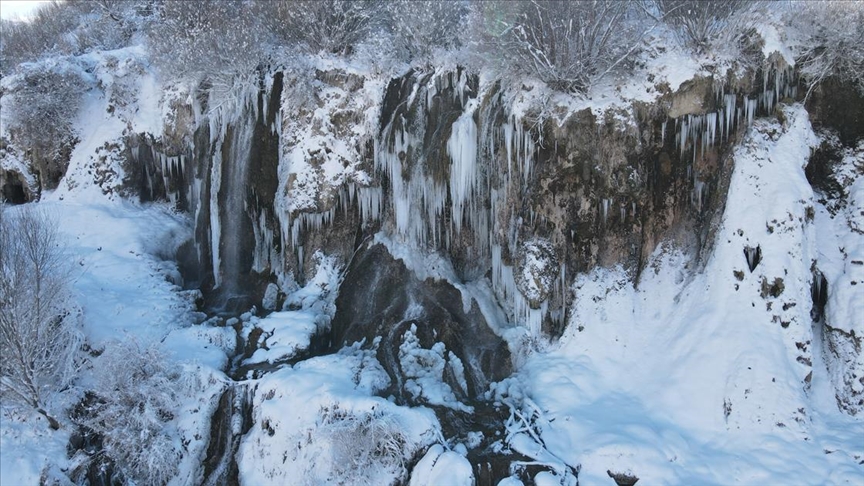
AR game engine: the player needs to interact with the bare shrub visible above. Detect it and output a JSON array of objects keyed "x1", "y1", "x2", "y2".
[
  {"x1": 385, "y1": 0, "x2": 468, "y2": 62},
  {"x1": 0, "y1": 1, "x2": 80, "y2": 70},
  {"x1": 147, "y1": 0, "x2": 268, "y2": 81},
  {"x1": 656, "y1": 0, "x2": 758, "y2": 53},
  {"x1": 0, "y1": 205, "x2": 82, "y2": 430},
  {"x1": 282, "y1": 404, "x2": 419, "y2": 484},
  {"x1": 478, "y1": 0, "x2": 652, "y2": 93},
  {"x1": 261, "y1": 0, "x2": 385, "y2": 56},
  {"x1": 0, "y1": 1, "x2": 150, "y2": 71},
  {"x1": 76, "y1": 340, "x2": 183, "y2": 485}
]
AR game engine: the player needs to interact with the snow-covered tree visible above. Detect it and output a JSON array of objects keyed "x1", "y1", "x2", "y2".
[
  {"x1": 385, "y1": 0, "x2": 468, "y2": 62},
  {"x1": 147, "y1": 0, "x2": 267, "y2": 82},
  {"x1": 0, "y1": 205, "x2": 82, "y2": 430},
  {"x1": 0, "y1": 1, "x2": 145, "y2": 71},
  {"x1": 2, "y1": 60, "x2": 90, "y2": 189},
  {"x1": 790, "y1": 0, "x2": 864, "y2": 97},
  {"x1": 0, "y1": 1, "x2": 80, "y2": 70},
  {"x1": 306, "y1": 405, "x2": 413, "y2": 484},
  {"x1": 260, "y1": 0, "x2": 385, "y2": 56},
  {"x1": 76, "y1": 340, "x2": 184, "y2": 485}
]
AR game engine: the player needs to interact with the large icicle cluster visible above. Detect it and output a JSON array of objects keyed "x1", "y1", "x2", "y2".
[
  {"x1": 368, "y1": 71, "x2": 557, "y2": 335},
  {"x1": 668, "y1": 64, "x2": 798, "y2": 214}
]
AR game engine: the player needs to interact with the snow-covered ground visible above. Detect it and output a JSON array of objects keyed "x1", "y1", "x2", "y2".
[
  {"x1": 502, "y1": 106, "x2": 864, "y2": 484},
  {"x1": 1, "y1": 46, "x2": 231, "y2": 485}
]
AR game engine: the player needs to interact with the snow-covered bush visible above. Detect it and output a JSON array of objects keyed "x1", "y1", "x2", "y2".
[
  {"x1": 2, "y1": 59, "x2": 90, "y2": 189},
  {"x1": 656, "y1": 0, "x2": 758, "y2": 53},
  {"x1": 0, "y1": 1, "x2": 143, "y2": 71},
  {"x1": 478, "y1": 0, "x2": 651, "y2": 93},
  {"x1": 76, "y1": 341, "x2": 184, "y2": 485},
  {"x1": 790, "y1": 0, "x2": 864, "y2": 97},
  {"x1": 0, "y1": 205, "x2": 82, "y2": 430},
  {"x1": 313, "y1": 405, "x2": 409, "y2": 483},
  {"x1": 0, "y1": 2, "x2": 80, "y2": 70},
  {"x1": 385, "y1": 0, "x2": 468, "y2": 62},
  {"x1": 147, "y1": 0, "x2": 268, "y2": 82},
  {"x1": 261, "y1": 0, "x2": 385, "y2": 56}
]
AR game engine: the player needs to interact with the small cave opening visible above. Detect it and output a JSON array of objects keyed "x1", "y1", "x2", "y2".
[
  {"x1": 1, "y1": 176, "x2": 28, "y2": 204},
  {"x1": 811, "y1": 269, "x2": 828, "y2": 322},
  {"x1": 744, "y1": 245, "x2": 762, "y2": 272}
]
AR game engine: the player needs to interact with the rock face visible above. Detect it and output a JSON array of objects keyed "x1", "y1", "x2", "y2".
[
  {"x1": 331, "y1": 242, "x2": 512, "y2": 401},
  {"x1": 21, "y1": 54, "x2": 859, "y2": 421},
  {"x1": 800, "y1": 79, "x2": 864, "y2": 416}
]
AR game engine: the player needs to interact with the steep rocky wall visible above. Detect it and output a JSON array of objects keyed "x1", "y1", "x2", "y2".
[{"x1": 115, "y1": 61, "x2": 801, "y2": 337}]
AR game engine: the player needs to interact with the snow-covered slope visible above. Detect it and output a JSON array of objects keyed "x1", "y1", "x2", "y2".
[{"x1": 506, "y1": 105, "x2": 863, "y2": 484}]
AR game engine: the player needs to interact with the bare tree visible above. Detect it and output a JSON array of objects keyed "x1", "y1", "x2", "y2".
[
  {"x1": 147, "y1": 0, "x2": 268, "y2": 81},
  {"x1": 791, "y1": 0, "x2": 864, "y2": 98},
  {"x1": 3, "y1": 60, "x2": 89, "y2": 190},
  {"x1": 0, "y1": 205, "x2": 82, "y2": 429},
  {"x1": 0, "y1": 1, "x2": 79, "y2": 70}
]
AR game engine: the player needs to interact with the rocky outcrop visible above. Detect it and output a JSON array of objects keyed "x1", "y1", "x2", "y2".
[
  {"x1": 331, "y1": 242, "x2": 512, "y2": 401},
  {"x1": 104, "y1": 61, "x2": 802, "y2": 339}
]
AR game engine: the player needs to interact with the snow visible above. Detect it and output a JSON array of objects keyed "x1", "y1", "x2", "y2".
[
  {"x1": 1, "y1": 47, "x2": 229, "y2": 484},
  {"x1": 813, "y1": 141, "x2": 864, "y2": 413},
  {"x1": 399, "y1": 324, "x2": 473, "y2": 412},
  {"x1": 237, "y1": 344, "x2": 441, "y2": 485},
  {"x1": 504, "y1": 105, "x2": 864, "y2": 484},
  {"x1": 244, "y1": 311, "x2": 318, "y2": 366},
  {"x1": 2, "y1": 8, "x2": 863, "y2": 485},
  {"x1": 409, "y1": 444, "x2": 474, "y2": 486},
  {"x1": 758, "y1": 23, "x2": 796, "y2": 67},
  {"x1": 0, "y1": 409, "x2": 70, "y2": 486}
]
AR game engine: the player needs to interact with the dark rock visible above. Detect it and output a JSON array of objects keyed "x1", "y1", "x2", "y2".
[
  {"x1": 607, "y1": 469, "x2": 639, "y2": 486},
  {"x1": 761, "y1": 277, "x2": 785, "y2": 299},
  {"x1": 744, "y1": 245, "x2": 762, "y2": 272},
  {"x1": 331, "y1": 243, "x2": 512, "y2": 400},
  {"x1": 0, "y1": 169, "x2": 29, "y2": 203},
  {"x1": 806, "y1": 77, "x2": 864, "y2": 146},
  {"x1": 811, "y1": 269, "x2": 828, "y2": 321}
]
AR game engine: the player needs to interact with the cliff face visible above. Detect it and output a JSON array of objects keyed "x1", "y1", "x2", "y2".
[
  {"x1": 127, "y1": 60, "x2": 793, "y2": 328},
  {"x1": 159, "y1": 59, "x2": 864, "y2": 419},
  {"x1": 2, "y1": 44, "x2": 862, "y2": 482}
]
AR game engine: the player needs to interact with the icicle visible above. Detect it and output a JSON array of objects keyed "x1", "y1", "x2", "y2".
[
  {"x1": 706, "y1": 112, "x2": 717, "y2": 150},
  {"x1": 560, "y1": 262, "x2": 567, "y2": 311},
  {"x1": 745, "y1": 98, "x2": 757, "y2": 126},
  {"x1": 724, "y1": 94, "x2": 736, "y2": 139},
  {"x1": 209, "y1": 150, "x2": 223, "y2": 289},
  {"x1": 447, "y1": 107, "x2": 479, "y2": 236},
  {"x1": 693, "y1": 180, "x2": 707, "y2": 212},
  {"x1": 602, "y1": 199, "x2": 610, "y2": 225}
]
